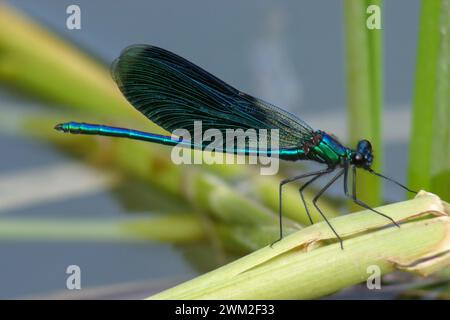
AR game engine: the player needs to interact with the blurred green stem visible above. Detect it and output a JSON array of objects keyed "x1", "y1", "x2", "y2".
[
  {"x1": 344, "y1": 0, "x2": 383, "y2": 207},
  {"x1": 432, "y1": 0, "x2": 450, "y2": 200},
  {"x1": 0, "y1": 214, "x2": 204, "y2": 243},
  {"x1": 408, "y1": 0, "x2": 449, "y2": 201}
]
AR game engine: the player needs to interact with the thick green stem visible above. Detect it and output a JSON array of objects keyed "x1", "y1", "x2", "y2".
[
  {"x1": 344, "y1": 0, "x2": 382, "y2": 207},
  {"x1": 430, "y1": 0, "x2": 450, "y2": 200},
  {"x1": 149, "y1": 192, "x2": 450, "y2": 299},
  {"x1": 408, "y1": 0, "x2": 449, "y2": 200}
]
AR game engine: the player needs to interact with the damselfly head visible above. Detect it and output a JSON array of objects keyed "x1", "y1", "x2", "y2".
[{"x1": 352, "y1": 139, "x2": 373, "y2": 168}]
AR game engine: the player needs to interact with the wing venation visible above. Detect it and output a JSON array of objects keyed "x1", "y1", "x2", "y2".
[{"x1": 111, "y1": 44, "x2": 314, "y2": 150}]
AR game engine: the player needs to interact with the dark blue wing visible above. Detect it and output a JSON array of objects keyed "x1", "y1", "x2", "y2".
[{"x1": 111, "y1": 44, "x2": 314, "y2": 150}]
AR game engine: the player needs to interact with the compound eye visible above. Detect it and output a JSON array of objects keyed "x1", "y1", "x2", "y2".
[{"x1": 355, "y1": 153, "x2": 363, "y2": 162}]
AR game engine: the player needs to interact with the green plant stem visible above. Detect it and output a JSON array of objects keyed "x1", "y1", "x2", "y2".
[
  {"x1": 148, "y1": 192, "x2": 450, "y2": 299},
  {"x1": 408, "y1": 0, "x2": 449, "y2": 195},
  {"x1": 367, "y1": 0, "x2": 383, "y2": 173},
  {"x1": 431, "y1": 0, "x2": 450, "y2": 200},
  {"x1": 0, "y1": 214, "x2": 204, "y2": 243},
  {"x1": 0, "y1": 5, "x2": 128, "y2": 119},
  {"x1": 344, "y1": 0, "x2": 382, "y2": 207}
]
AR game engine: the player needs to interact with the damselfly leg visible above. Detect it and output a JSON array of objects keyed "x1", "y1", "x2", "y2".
[
  {"x1": 299, "y1": 168, "x2": 334, "y2": 225},
  {"x1": 272, "y1": 168, "x2": 333, "y2": 247},
  {"x1": 312, "y1": 169, "x2": 345, "y2": 249},
  {"x1": 343, "y1": 163, "x2": 400, "y2": 227}
]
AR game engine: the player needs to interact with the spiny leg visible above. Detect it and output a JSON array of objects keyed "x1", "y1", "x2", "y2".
[
  {"x1": 312, "y1": 169, "x2": 345, "y2": 249},
  {"x1": 343, "y1": 164, "x2": 400, "y2": 228},
  {"x1": 352, "y1": 165, "x2": 356, "y2": 197},
  {"x1": 272, "y1": 168, "x2": 331, "y2": 247},
  {"x1": 299, "y1": 167, "x2": 334, "y2": 225},
  {"x1": 299, "y1": 175, "x2": 324, "y2": 226}
]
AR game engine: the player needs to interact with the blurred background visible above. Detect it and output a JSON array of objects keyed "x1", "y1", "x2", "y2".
[{"x1": 2, "y1": 0, "x2": 445, "y2": 299}]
